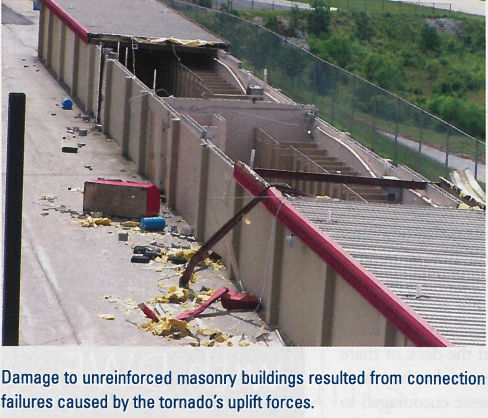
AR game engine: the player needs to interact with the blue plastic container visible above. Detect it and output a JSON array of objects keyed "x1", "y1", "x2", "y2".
[
  {"x1": 61, "y1": 97, "x2": 73, "y2": 110},
  {"x1": 140, "y1": 217, "x2": 166, "y2": 231},
  {"x1": 33, "y1": 0, "x2": 40, "y2": 11}
]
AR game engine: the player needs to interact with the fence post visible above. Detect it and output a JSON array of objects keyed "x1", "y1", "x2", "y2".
[
  {"x1": 331, "y1": 68, "x2": 338, "y2": 124},
  {"x1": 394, "y1": 98, "x2": 399, "y2": 165},
  {"x1": 371, "y1": 94, "x2": 376, "y2": 150},
  {"x1": 418, "y1": 111, "x2": 423, "y2": 173},
  {"x1": 312, "y1": 61, "x2": 317, "y2": 105},
  {"x1": 474, "y1": 139, "x2": 479, "y2": 180},
  {"x1": 350, "y1": 76, "x2": 356, "y2": 135},
  {"x1": 445, "y1": 124, "x2": 450, "y2": 178}
]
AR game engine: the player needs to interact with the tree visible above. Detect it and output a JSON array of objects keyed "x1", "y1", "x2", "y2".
[
  {"x1": 419, "y1": 24, "x2": 440, "y2": 53},
  {"x1": 354, "y1": 12, "x2": 373, "y2": 41},
  {"x1": 307, "y1": 0, "x2": 330, "y2": 37}
]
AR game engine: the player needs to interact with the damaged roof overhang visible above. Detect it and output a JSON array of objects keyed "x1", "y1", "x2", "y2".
[
  {"x1": 89, "y1": 33, "x2": 228, "y2": 49},
  {"x1": 40, "y1": 0, "x2": 229, "y2": 49}
]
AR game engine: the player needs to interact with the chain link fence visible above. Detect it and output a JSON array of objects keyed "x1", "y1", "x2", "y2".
[
  {"x1": 164, "y1": 0, "x2": 485, "y2": 181},
  {"x1": 209, "y1": 0, "x2": 454, "y2": 15}
]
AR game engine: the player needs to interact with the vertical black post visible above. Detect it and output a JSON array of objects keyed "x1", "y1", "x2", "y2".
[
  {"x1": 445, "y1": 124, "x2": 450, "y2": 178},
  {"x1": 331, "y1": 68, "x2": 338, "y2": 124},
  {"x1": 474, "y1": 140, "x2": 479, "y2": 180},
  {"x1": 350, "y1": 76, "x2": 356, "y2": 135},
  {"x1": 418, "y1": 111, "x2": 423, "y2": 173},
  {"x1": 371, "y1": 95, "x2": 377, "y2": 150},
  {"x1": 3, "y1": 93, "x2": 26, "y2": 346},
  {"x1": 312, "y1": 61, "x2": 317, "y2": 105},
  {"x1": 394, "y1": 98, "x2": 399, "y2": 165}
]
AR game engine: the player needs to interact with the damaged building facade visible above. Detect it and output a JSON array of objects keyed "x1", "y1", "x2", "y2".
[{"x1": 37, "y1": 0, "x2": 485, "y2": 347}]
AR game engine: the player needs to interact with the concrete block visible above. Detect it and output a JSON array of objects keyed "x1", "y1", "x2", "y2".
[{"x1": 83, "y1": 179, "x2": 160, "y2": 218}]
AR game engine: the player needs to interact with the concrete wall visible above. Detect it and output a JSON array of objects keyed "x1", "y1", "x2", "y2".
[
  {"x1": 38, "y1": 6, "x2": 100, "y2": 115},
  {"x1": 96, "y1": 61, "x2": 416, "y2": 346},
  {"x1": 165, "y1": 98, "x2": 314, "y2": 163}
]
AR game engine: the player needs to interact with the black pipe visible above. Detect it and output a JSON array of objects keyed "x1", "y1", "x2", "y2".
[{"x1": 2, "y1": 93, "x2": 26, "y2": 346}]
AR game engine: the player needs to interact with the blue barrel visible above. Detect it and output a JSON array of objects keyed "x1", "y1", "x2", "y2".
[
  {"x1": 140, "y1": 217, "x2": 166, "y2": 231},
  {"x1": 61, "y1": 98, "x2": 73, "y2": 110},
  {"x1": 33, "y1": 0, "x2": 40, "y2": 11}
]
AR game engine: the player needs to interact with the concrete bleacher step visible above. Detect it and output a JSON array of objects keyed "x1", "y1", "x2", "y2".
[{"x1": 191, "y1": 68, "x2": 244, "y2": 96}]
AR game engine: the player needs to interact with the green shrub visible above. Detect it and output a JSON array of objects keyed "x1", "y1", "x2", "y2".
[
  {"x1": 361, "y1": 53, "x2": 403, "y2": 90},
  {"x1": 419, "y1": 24, "x2": 440, "y2": 52}
]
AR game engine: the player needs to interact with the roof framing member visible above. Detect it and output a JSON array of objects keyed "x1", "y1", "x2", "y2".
[{"x1": 254, "y1": 168, "x2": 432, "y2": 190}]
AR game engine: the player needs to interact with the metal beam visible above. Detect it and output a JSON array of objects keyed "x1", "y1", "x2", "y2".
[{"x1": 254, "y1": 168, "x2": 432, "y2": 190}]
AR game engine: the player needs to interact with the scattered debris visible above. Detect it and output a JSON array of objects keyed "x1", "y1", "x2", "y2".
[
  {"x1": 79, "y1": 129, "x2": 88, "y2": 136},
  {"x1": 77, "y1": 143, "x2": 86, "y2": 148},
  {"x1": 140, "y1": 217, "x2": 166, "y2": 231},
  {"x1": 154, "y1": 286, "x2": 193, "y2": 304},
  {"x1": 138, "y1": 303, "x2": 159, "y2": 322},
  {"x1": 84, "y1": 165, "x2": 93, "y2": 171},
  {"x1": 140, "y1": 316, "x2": 191, "y2": 338},
  {"x1": 121, "y1": 221, "x2": 139, "y2": 227},
  {"x1": 61, "y1": 98, "x2": 73, "y2": 110},
  {"x1": 118, "y1": 232, "x2": 129, "y2": 241},
  {"x1": 40, "y1": 195, "x2": 57, "y2": 202},
  {"x1": 61, "y1": 146, "x2": 77, "y2": 153},
  {"x1": 97, "y1": 314, "x2": 116, "y2": 321},
  {"x1": 179, "y1": 224, "x2": 194, "y2": 236},
  {"x1": 83, "y1": 180, "x2": 160, "y2": 219},
  {"x1": 79, "y1": 215, "x2": 112, "y2": 227},
  {"x1": 131, "y1": 255, "x2": 150, "y2": 263}
]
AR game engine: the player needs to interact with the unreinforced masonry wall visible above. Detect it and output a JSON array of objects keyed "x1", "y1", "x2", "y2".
[
  {"x1": 38, "y1": 2, "x2": 100, "y2": 115},
  {"x1": 37, "y1": 7, "x2": 414, "y2": 347}
]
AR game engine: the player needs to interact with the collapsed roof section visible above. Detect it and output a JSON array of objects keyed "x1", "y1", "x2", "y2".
[{"x1": 40, "y1": 0, "x2": 229, "y2": 48}]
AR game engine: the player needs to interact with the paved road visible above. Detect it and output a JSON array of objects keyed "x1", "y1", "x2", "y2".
[
  {"x1": 379, "y1": 131, "x2": 486, "y2": 182},
  {"x1": 2, "y1": 0, "x2": 277, "y2": 346},
  {"x1": 388, "y1": 0, "x2": 485, "y2": 16},
  {"x1": 216, "y1": 0, "x2": 485, "y2": 15}
]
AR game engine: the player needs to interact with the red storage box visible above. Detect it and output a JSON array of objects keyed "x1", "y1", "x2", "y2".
[{"x1": 83, "y1": 179, "x2": 160, "y2": 218}]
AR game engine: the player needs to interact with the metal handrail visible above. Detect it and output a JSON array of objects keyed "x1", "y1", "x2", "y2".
[
  {"x1": 290, "y1": 146, "x2": 368, "y2": 202},
  {"x1": 256, "y1": 129, "x2": 367, "y2": 202},
  {"x1": 178, "y1": 62, "x2": 214, "y2": 96}
]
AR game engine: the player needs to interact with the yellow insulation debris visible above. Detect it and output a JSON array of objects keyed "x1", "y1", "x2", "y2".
[
  {"x1": 458, "y1": 203, "x2": 482, "y2": 210},
  {"x1": 121, "y1": 221, "x2": 140, "y2": 227},
  {"x1": 97, "y1": 314, "x2": 116, "y2": 320},
  {"x1": 153, "y1": 286, "x2": 193, "y2": 303},
  {"x1": 139, "y1": 317, "x2": 191, "y2": 338},
  {"x1": 79, "y1": 216, "x2": 112, "y2": 227}
]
